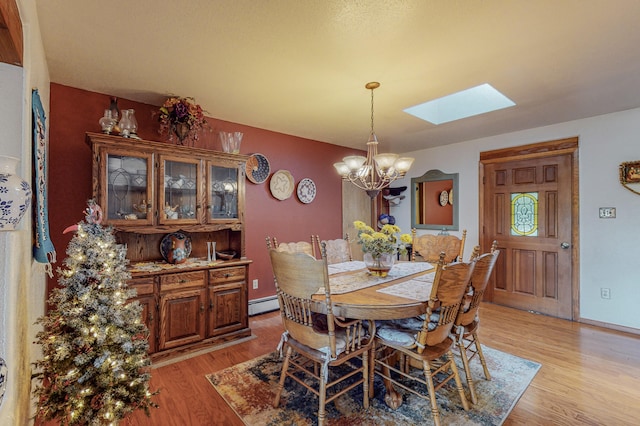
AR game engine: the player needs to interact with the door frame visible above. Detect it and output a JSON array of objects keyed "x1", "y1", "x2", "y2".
[{"x1": 479, "y1": 137, "x2": 580, "y2": 321}]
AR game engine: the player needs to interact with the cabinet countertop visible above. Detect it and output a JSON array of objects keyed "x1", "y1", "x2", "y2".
[{"x1": 129, "y1": 258, "x2": 252, "y2": 276}]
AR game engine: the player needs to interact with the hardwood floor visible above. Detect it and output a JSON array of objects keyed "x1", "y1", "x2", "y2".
[{"x1": 47, "y1": 303, "x2": 640, "y2": 425}]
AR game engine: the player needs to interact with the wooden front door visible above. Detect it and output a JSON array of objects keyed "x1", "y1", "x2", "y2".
[{"x1": 480, "y1": 138, "x2": 579, "y2": 320}]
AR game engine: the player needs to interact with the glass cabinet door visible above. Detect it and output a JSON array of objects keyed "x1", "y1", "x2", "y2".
[
  {"x1": 208, "y1": 162, "x2": 239, "y2": 221},
  {"x1": 159, "y1": 156, "x2": 201, "y2": 225},
  {"x1": 103, "y1": 151, "x2": 154, "y2": 225}
]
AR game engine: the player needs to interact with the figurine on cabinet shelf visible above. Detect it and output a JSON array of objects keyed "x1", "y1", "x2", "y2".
[
  {"x1": 133, "y1": 200, "x2": 148, "y2": 214},
  {"x1": 163, "y1": 203, "x2": 179, "y2": 219}
]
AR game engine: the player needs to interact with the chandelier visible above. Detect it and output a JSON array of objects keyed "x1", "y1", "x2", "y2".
[{"x1": 334, "y1": 82, "x2": 414, "y2": 198}]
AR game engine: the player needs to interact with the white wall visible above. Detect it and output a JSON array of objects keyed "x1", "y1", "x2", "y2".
[
  {"x1": 0, "y1": 0, "x2": 50, "y2": 423},
  {"x1": 392, "y1": 108, "x2": 640, "y2": 330}
]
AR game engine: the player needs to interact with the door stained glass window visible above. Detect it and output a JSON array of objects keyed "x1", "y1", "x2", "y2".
[{"x1": 511, "y1": 192, "x2": 538, "y2": 236}]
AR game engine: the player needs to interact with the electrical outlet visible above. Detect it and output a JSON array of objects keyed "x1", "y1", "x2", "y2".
[
  {"x1": 252, "y1": 279, "x2": 259, "y2": 289},
  {"x1": 600, "y1": 287, "x2": 611, "y2": 299},
  {"x1": 599, "y1": 207, "x2": 616, "y2": 218}
]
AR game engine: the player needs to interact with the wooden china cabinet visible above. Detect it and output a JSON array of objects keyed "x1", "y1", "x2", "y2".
[{"x1": 87, "y1": 132, "x2": 251, "y2": 362}]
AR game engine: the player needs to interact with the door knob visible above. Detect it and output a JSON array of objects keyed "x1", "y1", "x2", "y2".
[{"x1": 560, "y1": 242, "x2": 570, "y2": 249}]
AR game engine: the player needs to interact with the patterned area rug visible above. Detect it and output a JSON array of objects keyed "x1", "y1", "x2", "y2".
[{"x1": 207, "y1": 346, "x2": 540, "y2": 425}]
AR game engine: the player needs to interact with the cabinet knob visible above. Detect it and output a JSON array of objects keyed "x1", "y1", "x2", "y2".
[
  {"x1": 224, "y1": 273, "x2": 231, "y2": 278},
  {"x1": 179, "y1": 279, "x2": 187, "y2": 283},
  {"x1": 200, "y1": 303, "x2": 205, "y2": 313},
  {"x1": 209, "y1": 300, "x2": 213, "y2": 310}
]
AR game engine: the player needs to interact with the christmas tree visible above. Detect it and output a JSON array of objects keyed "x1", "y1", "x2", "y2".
[{"x1": 33, "y1": 200, "x2": 157, "y2": 425}]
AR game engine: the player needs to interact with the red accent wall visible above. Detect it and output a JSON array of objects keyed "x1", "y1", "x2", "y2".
[{"x1": 48, "y1": 83, "x2": 362, "y2": 301}]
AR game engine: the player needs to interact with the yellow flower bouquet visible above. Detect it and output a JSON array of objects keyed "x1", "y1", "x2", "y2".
[{"x1": 354, "y1": 220, "x2": 412, "y2": 276}]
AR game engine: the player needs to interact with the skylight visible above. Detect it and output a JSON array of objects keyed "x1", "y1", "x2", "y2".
[{"x1": 403, "y1": 83, "x2": 515, "y2": 125}]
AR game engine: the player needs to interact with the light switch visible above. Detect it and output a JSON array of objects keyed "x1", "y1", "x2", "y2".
[{"x1": 598, "y1": 207, "x2": 616, "y2": 218}]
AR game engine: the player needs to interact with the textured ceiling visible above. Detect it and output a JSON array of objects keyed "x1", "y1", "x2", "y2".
[{"x1": 35, "y1": 0, "x2": 640, "y2": 153}]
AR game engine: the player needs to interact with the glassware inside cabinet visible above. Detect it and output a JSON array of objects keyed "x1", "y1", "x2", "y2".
[
  {"x1": 160, "y1": 158, "x2": 198, "y2": 223},
  {"x1": 209, "y1": 164, "x2": 238, "y2": 220},
  {"x1": 106, "y1": 153, "x2": 150, "y2": 222}
]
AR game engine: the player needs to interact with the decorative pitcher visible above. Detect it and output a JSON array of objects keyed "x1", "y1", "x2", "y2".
[{"x1": 0, "y1": 156, "x2": 32, "y2": 231}]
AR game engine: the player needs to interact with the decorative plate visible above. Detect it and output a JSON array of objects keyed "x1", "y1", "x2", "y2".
[
  {"x1": 270, "y1": 170, "x2": 295, "y2": 200},
  {"x1": 439, "y1": 190, "x2": 449, "y2": 206},
  {"x1": 448, "y1": 188, "x2": 453, "y2": 205},
  {"x1": 160, "y1": 232, "x2": 192, "y2": 264},
  {"x1": 296, "y1": 178, "x2": 317, "y2": 204},
  {"x1": 245, "y1": 153, "x2": 270, "y2": 184}
]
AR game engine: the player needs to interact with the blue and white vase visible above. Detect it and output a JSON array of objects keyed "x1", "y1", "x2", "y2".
[
  {"x1": 0, "y1": 357, "x2": 7, "y2": 408},
  {"x1": 0, "y1": 155, "x2": 32, "y2": 231}
]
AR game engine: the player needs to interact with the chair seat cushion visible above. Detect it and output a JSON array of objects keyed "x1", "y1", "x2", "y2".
[
  {"x1": 396, "y1": 313, "x2": 439, "y2": 330},
  {"x1": 376, "y1": 325, "x2": 416, "y2": 347},
  {"x1": 376, "y1": 312, "x2": 441, "y2": 347}
]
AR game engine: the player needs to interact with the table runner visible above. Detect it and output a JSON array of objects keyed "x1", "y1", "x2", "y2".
[
  {"x1": 376, "y1": 272, "x2": 435, "y2": 301},
  {"x1": 327, "y1": 260, "x2": 367, "y2": 275},
  {"x1": 322, "y1": 261, "x2": 433, "y2": 295}
]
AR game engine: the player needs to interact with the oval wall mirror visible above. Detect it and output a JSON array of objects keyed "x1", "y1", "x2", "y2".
[{"x1": 411, "y1": 169, "x2": 459, "y2": 231}]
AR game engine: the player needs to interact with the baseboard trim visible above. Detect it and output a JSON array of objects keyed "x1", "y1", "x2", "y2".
[
  {"x1": 249, "y1": 295, "x2": 279, "y2": 316},
  {"x1": 151, "y1": 334, "x2": 256, "y2": 368},
  {"x1": 579, "y1": 318, "x2": 640, "y2": 336}
]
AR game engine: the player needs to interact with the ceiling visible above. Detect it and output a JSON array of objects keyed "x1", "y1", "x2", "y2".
[{"x1": 35, "y1": 0, "x2": 640, "y2": 153}]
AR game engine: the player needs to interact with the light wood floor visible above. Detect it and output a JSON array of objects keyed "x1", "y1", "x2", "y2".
[{"x1": 48, "y1": 303, "x2": 640, "y2": 425}]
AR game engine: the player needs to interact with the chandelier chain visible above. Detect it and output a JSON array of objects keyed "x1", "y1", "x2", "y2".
[{"x1": 370, "y1": 87, "x2": 375, "y2": 135}]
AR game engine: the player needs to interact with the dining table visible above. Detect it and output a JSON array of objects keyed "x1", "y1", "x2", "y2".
[
  {"x1": 311, "y1": 259, "x2": 436, "y2": 409},
  {"x1": 314, "y1": 259, "x2": 435, "y2": 319}
]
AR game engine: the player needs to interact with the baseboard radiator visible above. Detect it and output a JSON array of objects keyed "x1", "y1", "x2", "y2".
[{"x1": 248, "y1": 295, "x2": 279, "y2": 316}]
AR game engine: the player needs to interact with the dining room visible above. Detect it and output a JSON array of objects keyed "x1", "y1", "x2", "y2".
[{"x1": 3, "y1": 1, "x2": 640, "y2": 425}]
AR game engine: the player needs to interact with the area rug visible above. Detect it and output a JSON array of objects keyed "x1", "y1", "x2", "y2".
[{"x1": 207, "y1": 346, "x2": 540, "y2": 425}]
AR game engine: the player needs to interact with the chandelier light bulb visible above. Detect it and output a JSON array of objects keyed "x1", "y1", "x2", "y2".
[
  {"x1": 333, "y1": 162, "x2": 350, "y2": 176},
  {"x1": 394, "y1": 157, "x2": 415, "y2": 174},
  {"x1": 343, "y1": 155, "x2": 367, "y2": 171},
  {"x1": 373, "y1": 153, "x2": 399, "y2": 172}
]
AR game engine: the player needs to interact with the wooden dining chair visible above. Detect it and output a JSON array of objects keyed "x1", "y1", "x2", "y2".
[
  {"x1": 266, "y1": 235, "x2": 316, "y2": 257},
  {"x1": 411, "y1": 228, "x2": 467, "y2": 263},
  {"x1": 372, "y1": 252, "x2": 474, "y2": 426},
  {"x1": 269, "y1": 242, "x2": 373, "y2": 426},
  {"x1": 454, "y1": 240, "x2": 500, "y2": 404},
  {"x1": 313, "y1": 234, "x2": 353, "y2": 264}
]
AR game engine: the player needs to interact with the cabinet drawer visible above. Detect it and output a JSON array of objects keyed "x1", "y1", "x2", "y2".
[
  {"x1": 160, "y1": 271, "x2": 206, "y2": 292},
  {"x1": 128, "y1": 276, "x2": 155, "y2": 296},
  {"x1": 209, "y1": 266, "x2": 246, "y2": 285}
]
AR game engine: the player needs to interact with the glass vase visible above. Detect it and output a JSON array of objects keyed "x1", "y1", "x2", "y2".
[
  {"x1": 119, "y1": 109, "x2": 134, "y2": 138},
  {"x1": 364, "y1": 252, "x2": 395, "y2": 277},
  {"x1": 219, "y1": 131, "x2": 243, "y2": 153},
  {"x1": 127, "y1": 109, "x2": 139, "y2": 139},
  {"x1": 0, "y1": 155, "x2": 32, "y2": 231},
  {"x1": 98, "y1": 109, "x2": 116, "y2": 134}
]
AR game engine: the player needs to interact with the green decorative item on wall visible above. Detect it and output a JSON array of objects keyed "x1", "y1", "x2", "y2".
[{"x1": 32, "y1": 89, "x2": 56, "y2": 275}]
